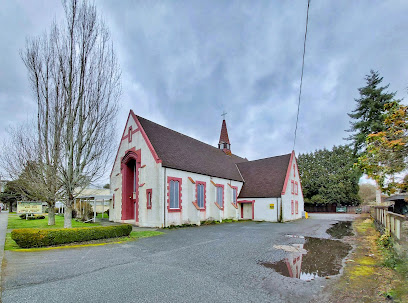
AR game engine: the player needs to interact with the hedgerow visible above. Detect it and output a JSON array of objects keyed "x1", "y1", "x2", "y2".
[{"x1": 11, "y1": 224, "x2": 132, "y2": 248}]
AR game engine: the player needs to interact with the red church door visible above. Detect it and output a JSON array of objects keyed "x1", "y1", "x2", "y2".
[{"x1": 121, "y1": 151, "x2": 140, "y2": 222}]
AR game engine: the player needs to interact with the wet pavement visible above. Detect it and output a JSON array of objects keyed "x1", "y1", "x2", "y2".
[
  {"x1": 2, "y1": 213, "x2": 359, "y2": 303},
  {"x1": 259, "y1": 219, "x2": 354, "y2": 280}
]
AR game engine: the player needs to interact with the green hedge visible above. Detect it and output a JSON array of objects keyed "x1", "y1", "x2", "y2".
[{"x1": 11, "y1": 224, "x2": 133, "y2": 248}]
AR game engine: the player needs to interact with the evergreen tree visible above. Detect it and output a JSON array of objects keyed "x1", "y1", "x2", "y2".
[
  {"x1": 347, "y1": 70, "x2": 395, "y2": 155},
  {"x1": 298, "y1": 145, "x2": 362, "y2": 206}
]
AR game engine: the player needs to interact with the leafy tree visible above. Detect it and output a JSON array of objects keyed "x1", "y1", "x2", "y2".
[
  {"x1": 0, "y1": 180, "x2": 26, "y2": 212},
  {"x1": 358, "y1": 183, "x2": 377, "y2": 204},
  {"x1": 358, "y1": 101, "x2": 408, "y2": 193},
  {"x1": 347, "y1": 70, "x2": 395, "y2": 155},
  {"x1": 298, "y1": 145, "x2": 362, "y2": 206}
]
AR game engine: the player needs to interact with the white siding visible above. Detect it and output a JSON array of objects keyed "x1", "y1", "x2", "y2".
[
  {"x1": 281, "y1": 155, "x2": 304, "y2": 222},
  {"x1": 163, "y1": 168, "x2": 243, "y2": 227},
  {"x1": 110, "y1": 114, "x2": 164, "y2": 227}
]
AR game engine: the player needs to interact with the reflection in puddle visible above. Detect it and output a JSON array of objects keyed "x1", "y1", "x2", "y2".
[
  {"x1": 326, "y1": 221, "x2": 353, "y2": 239},
  {"x1": 259, "y1": 237, "x2": 352, "y2": 280}
]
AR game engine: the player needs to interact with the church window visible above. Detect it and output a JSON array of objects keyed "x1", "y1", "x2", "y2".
[
  {"x1": 196, "y1": 182, "x2": 206, "y2": 209},
  {"x1": 291, "y1": 200, "x2": 294, "y2": 215},
  {"x1": 128, "y1": 126, "x2": 132, "y2": 143},
  {"x1": 216, "y1": 185, "x2": 224, "y2": 208},
  {"x1": 295, "y1": 182, "x2": 298, "y2": 195},
  {"x1": 291, "y1": 180, "x2": 294, "y2": 194},
  {"x1": 146, "y1": 189, "x2": 152, "y2": 209},
  {"x1": 232, "y1": 187, "x2": 237, "y2": 205},
  {"x1": 168, "y1": 177, "x2": 182, "y2": 211},
  {"x1": 295, "y1": 200, "x2": 299, "y2": 214}
]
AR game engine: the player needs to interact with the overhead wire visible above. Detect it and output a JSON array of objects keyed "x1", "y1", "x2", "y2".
[{"x1": 293, "y1": 0, "x2": 311, "y2": 151}]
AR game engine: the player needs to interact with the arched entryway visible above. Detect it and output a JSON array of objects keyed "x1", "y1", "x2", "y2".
[{"x1": 121, "y1": 150, "x2": 141, "y2": 221}]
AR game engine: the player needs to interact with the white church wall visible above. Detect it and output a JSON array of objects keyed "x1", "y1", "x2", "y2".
[
  {"x1": 281, "y1": 155, "x2": 304, "y2": 222},
  {"x1": 110, "y1": 114, "x2": 163, "y2": 227},
  {"x1": 163, "y1": 167, "x2": 243, "y2": 227},
  {"x1": 253, "y1": 198, "x2": 279, "y2": 222}
]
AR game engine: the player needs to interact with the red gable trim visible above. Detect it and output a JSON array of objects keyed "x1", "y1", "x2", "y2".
[
  {"x1": 110, "y1": 112, "x2": 133, "y2": 178},
  {"x1": 281, "y1": 150, "x2": 295, "y2": 195},
  {"x1": 130, "y1": 110, "x2": 162, "y2": 164},
  {"x1": 122, "y1": 128, "x2": 140, "y2": 141}
]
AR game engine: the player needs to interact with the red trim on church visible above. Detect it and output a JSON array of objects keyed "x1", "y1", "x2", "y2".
[
  {"x1": 281, "y1": 151, "x2": 295, "y2": 195},
  {"x1": 130, "y1": 110, "x2": 162, "y2": 164},
  {"x1": 167, "y1": 176, "x2": 182, "y2": 212}
]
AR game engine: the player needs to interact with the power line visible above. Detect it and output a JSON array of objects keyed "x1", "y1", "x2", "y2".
[{"x1": 293, "y1": 0, "x2": 311, "y2": 151}]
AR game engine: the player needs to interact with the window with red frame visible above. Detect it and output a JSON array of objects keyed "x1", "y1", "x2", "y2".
[
  {"x1": 128, "y1": 126, "x2": 132, "y2": 142},
  {"x1": 295, "y1": 181, "x2": 298, "y2": 195},
  {"x1": 112, "y1": 194, "x2": 115, "y2": 209},
  {"x1": 216, "y1": 185, "x2": 224, "y2": 208},
  {"x1": 232, "y1": 187, "x2": 237, "y2": 205},
  {"x1": 168, "y1": 177, "x2": 182, "y2": 210},
  {"x1": 291, "y1": 180, "x2": 294, "y2": 194},
  {"x1": 295, "y1": 200, "x2": 298, "y2": 214},
  {"x1": 196, "y1": 182, "x2": 205, "y2": 209},
  {"x1": 293, "y1": 164, "x2": 296, "y2": 177},
  {"x1": 291, "y1": 200, "x2": 294, "y2": 215},
  {"x1": 146, "y1": 189, "x2": 152, "y2": 209}
]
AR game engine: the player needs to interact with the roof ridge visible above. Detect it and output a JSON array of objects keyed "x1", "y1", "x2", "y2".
[
  {"x1": 136, "y1": 114, "x2": 247, "y2": 160},
  {"x1": 237, "y1": 153, "x2": 292, "y2": 165}
]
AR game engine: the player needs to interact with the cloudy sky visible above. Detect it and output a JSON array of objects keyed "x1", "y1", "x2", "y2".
[{"x1": 1, "y1": 0, "x2": 408, "y2": 168}]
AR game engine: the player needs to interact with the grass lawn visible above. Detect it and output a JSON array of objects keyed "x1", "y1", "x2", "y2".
[
  {"x1": 5, "y1": 230, "x2": 163, "y2": 251},
  {"x1": 7, "y1": 213, "x2": 100, "y2": 229},
  {"x1": 95, "y1": 213, "x2": 109, "y2": 219}
]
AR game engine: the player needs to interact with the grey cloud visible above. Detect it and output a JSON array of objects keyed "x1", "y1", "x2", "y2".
[{"x1": 1, "y1": 0, "x2": 408, "y2": 169}]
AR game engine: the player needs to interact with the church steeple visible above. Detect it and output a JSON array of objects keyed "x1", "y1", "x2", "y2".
[{"x1": 218, "y1": 113, "x2": 231, "y2": 154}]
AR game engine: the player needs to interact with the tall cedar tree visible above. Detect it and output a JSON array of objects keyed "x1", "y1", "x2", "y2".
[
  {"x1": 297, "y1": 145, "x2": 362, "y2": 206},
  {"x1": 347, "y1": 70, "x2": 395, "y2": 155}
]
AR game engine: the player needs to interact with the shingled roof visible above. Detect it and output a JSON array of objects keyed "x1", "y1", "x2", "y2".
[
  {"x1": 237, "y1": 153, "x2": 291, "y2": 198},
  {"x1": 136, "y1": 114, "x2": 247, "y2": 181}
]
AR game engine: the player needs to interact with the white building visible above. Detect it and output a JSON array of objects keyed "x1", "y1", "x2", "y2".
[{"x1": 110, "y1": 110, "x2": 304, "y2": 227}]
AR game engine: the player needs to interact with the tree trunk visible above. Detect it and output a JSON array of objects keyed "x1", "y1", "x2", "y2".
[
  {"x1": 48, "y1": 204, "x2": 55, "y2": 225},
  {"x1": 64, "y1": 203, "x2": 73, "y2": 228}
]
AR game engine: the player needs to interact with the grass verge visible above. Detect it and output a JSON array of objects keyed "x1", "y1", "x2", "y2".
[
  {"x1": 4, "y1": 230, "x2": 163, "y2": 252},
  {"x1": 7, "y1": 213, "x2": 100, "y2": 229},
  {"x1": 322, "y1": 215, "x2": 408, "y2": 302}
]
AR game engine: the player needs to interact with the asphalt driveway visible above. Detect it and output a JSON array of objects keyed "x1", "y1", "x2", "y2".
[{"x1": 1, "y1": 214, "x2": 359, "y2": 303}]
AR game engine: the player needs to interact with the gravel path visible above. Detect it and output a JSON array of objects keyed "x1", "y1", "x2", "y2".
[{"x1": 2, "y1": 214, "x2": 359, "y2": 303}]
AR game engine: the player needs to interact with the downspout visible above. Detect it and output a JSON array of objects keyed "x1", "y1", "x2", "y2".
[
  {"x1": 163, "y1": 167, "x2": 166, "y2": 228},
  {"x1": 279, "y1": 197, "x2": 283, "y2": 222}
]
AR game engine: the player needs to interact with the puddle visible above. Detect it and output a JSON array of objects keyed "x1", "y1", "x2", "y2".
[
  {"x1": 285, "y1": 235, "x2": 305, "y2": 239},
  {"x1": 259, "y1": 237, "x2": 352, "y2": 280},
  {"x1": 326, "y1": 221, "x2": 353, "y2": 239}
]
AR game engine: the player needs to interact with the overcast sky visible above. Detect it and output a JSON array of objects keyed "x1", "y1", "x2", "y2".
[{"x1": 1, "y1": 0, "x2": 408, "y2": 171}]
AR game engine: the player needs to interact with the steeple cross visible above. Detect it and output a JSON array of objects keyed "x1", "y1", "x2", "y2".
[{"x1": 221, "y1": 111, "x2": 227, "y2": 119}]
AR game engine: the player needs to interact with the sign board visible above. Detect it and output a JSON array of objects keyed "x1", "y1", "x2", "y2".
[
  {"x1": 17, "y1": 201, "x2": 43, "y2": 214},
  {"x1": 336, "y1": 207, "x2": 347, "y2": 213},
  {"x1": 269, "y1": 204, "x2": 275, "y2": 209}
]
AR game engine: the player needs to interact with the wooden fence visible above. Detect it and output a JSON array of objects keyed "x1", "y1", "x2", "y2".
[
  {"x1": 305, "y1": 204, "x2": 371, "y2": 213},
  {"x1": 371, "y1": 206, "x2": 407, "y2": 240}
]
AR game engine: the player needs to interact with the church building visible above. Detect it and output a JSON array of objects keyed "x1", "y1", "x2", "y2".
[{"x1": 109, "y1": 110, "x2": 304, "y2": 227}]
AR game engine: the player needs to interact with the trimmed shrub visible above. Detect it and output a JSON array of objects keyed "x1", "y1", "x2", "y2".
[
  {"x1": 11, "y1": 224, "x2": 133, "y2": 248},
  {"x1": 19, "y1": 214, "x2": 45, "y2": 220}
]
